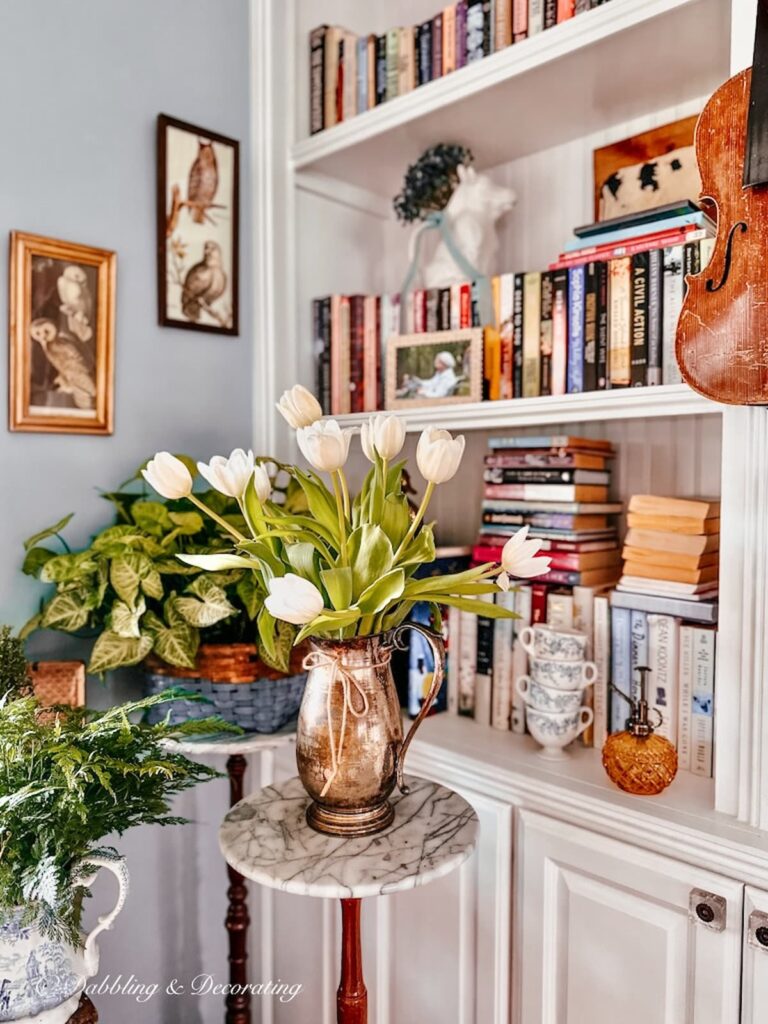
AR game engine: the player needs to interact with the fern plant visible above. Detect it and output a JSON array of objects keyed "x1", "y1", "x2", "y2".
[
  {"x1": 0, "y1": 626, "x2": 32, "y2": 698},
  {"x1": 0, "y1": 690, "x2": 232, "y2": 946}
]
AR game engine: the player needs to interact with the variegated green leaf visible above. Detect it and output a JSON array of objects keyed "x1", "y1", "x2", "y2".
[{"x1": 88, "y1": 631, "x2": 153, "y2": 674}]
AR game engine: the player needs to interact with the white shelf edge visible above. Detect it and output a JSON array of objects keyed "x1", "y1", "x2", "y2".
[
  {"x1": 291, "y1": 0, "x2": 701, "y2": 174},
  {"x1": 328, "y1": 384, "x2": 721, "y2": 432}
]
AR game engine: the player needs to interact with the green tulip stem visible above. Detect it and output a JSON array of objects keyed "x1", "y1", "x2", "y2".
[
  {"x1": 394, "y1": 480, "x2": 435, "y2": 562},
  {"x1": 331, "y1": 472, "x2": 349, "y2": 565},
  {"x1": 338, "y1": 468, "x2": 351, "y2": 519},
  {"x1": 187, "y1": 494, "x2": 246, "y2": 543}
]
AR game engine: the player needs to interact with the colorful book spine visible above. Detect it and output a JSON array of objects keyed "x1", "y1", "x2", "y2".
[
  {"x1": 466, "y1": 0, "x2": 487, "y2": 60},
  {"x1": 629, "y1": 609, "x2": 648, "y2": 701},
  {"x1": 608, "y1": 257, "x2": 631, "y2": 387},
  {"x1": 492, "y1": 591, "x2": 516, "y2": 729},
  {"x1": 593, "y1": 594, "x2": 611, "y2": 748},
  {"x1": 647, "y1": 247, "x2": 663, "y2": 386},
  {"x1": 610, "y1": 606, "x2": 631, "y2": 732},
  {"x1": 511, "y1": 584, "x2": 532, "y2": 733},
  {"x1": 596, "y1": 260, "x2": 609, "y2": 389},
  {"x1": 310, "y1": 26, "x2": 327, "y2": 135},
  {"x1": 690, "y1": 628, "x2": 715, "y2": 777},
  {"x1": 539, "y1": 271, "x2": 554, "y2": 397},
  {"x1": 342, "y1": 32, "x2": 358, "y2": 121},
  {"x1": 367, "y1": 35, "x2": 376, "y2": 109},
  {"x1": 349, "y1": 294, "x2": 365, "y2": 413},
  {"x1": 662, "y1": 245, "x2": 684, "y2": 384},
  {"x1": 385, "y1": 28, "x2": 399, "y2": 100},
  {"x1": 544, "y1": 0, "x2": 558, "y2": 27},
  {"x1": 324, "y1": 27, "x2": 342, "y2": 128},
  {"x1": 567, "y1": 265, "x2": 585, "y2": 393},
  {"x1": 511, "y1": 0, "x2": 526, "y2": 42},
  {"x1": 456, "y1": 1, "x2": 468, "y2": 67},
  {"x1": 557, "y1": 0, "x2": 576, "y2": 20},
  {"x1": 677, "y1": 625, "x2": 694, "y2": 769},
  {"x1": 446, "y1": 606, "x2": 462, "y2": 714},
  {"x1": 499, "y1": 272, "x2": 515, "y2": 400},
  {"x1": 647, "y1": 614, "x2": 679, "y2": 744},
  {"x1": 458, "y1": 610, "x2": 478, "y2": 715},
  {"x1": 356, "y1": 36, "x2": 368, "y2": 113},
  {"x1": 397, "y1": 26, "x2": 415, "y2": 94},
  {"x1": 630, "y1": 251, "x2": 649, "y2": 387},
  {"x1": 417, "y1": 21, "x2": 433, "y2": 83},
  {"x1": 474, "y1": 594, "x2": 495, "y2": 726},
  {"x1": 443, "y1": 5, "x2": 457, "y2": 72},
  {"x1": 529, "y1": 0, "x2": 544, "y2": 35},
  {"x1": 375, "y1": 35, "x2": 387, "y2": 104},
  {"x1": 513, "y1": 273, "x2": 524, "y2": 396},
  {"x1": 523, "y1": 271, "x2": 542, "y2": 397},
  {"x1": 583, "y1": 261, "x2": 598, "y2": 392},
  {"x1": 432, "y1": 12, "x2": 444, "y2": 77},
  {"x1": 551, "y1": 268, "x2": 568, "y2": 396}
]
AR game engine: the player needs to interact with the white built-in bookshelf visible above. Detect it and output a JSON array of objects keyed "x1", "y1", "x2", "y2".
[{"x1": 250, "y1": 3, "x2": 768, "y2": 1016}]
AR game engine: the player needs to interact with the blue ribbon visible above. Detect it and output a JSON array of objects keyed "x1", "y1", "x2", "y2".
[{"x1": 398, "y1": 211, "x2": 494, "y2": 334}]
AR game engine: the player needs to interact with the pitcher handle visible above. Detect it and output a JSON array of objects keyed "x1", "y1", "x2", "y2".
[
  {"x1": 392, "y1": 622, "x2": 446, "y2": 794},
  {"x1": 73, "y1": 855, "x2": 130, "y2": 975}
]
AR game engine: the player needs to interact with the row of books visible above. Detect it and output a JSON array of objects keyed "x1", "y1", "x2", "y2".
[
  {"x1": 311, "y1": 240, "x2": 713, "y2": 414},
  {"x1": 309, "y1": 1, "x2": 612, "y2": 135}
]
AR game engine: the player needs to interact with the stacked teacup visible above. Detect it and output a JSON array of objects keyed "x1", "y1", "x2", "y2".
[{"x1": 516, "y1": 624, "x2": 595, "y2": 760}]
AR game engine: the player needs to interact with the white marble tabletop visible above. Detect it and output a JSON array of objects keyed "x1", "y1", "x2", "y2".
[
  {"x1": 219, "y1": 775, "x2": 479, "y2": 899},
  {"x1": 164, "y1": 723, "x2": 296, "y2": 757}
]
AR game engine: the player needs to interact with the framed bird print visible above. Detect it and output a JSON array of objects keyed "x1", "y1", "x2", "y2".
[
  {"x1": 157, "y1": 114, "x2": 239, "y2": 335},
  {"x1": 9, "y1": 231, "x2": 116, "y2": 435}
]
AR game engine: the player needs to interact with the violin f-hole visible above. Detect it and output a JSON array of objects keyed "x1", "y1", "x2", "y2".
[{"x1": 706, "y1": 221, "x2": 748, "y2": 292}]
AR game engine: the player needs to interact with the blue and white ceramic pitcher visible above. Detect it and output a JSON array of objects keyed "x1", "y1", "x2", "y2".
[{"x1": 0, "y1": 856, "x2": 128, "y2": 1023}]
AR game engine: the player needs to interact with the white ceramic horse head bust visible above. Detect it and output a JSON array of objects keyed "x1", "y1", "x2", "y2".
[{"x1": 422, "y1": 165, "x2": 516, "y2": 289}]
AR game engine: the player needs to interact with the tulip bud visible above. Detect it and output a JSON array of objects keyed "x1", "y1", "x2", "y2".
[
  {"x1": 252, "y1": 464, "x2": 272, "y2": 503},
  {"x1": 360, "y1": 414, "x2": 406, "y2": 462},
  {"x1": 197, "y1": 449, "x2": 255, "y2": 499},
  {"x1": 296, "y1": 419, "x2": 353, "y2": 474},
  {"x1": 264, "y1": 573, "x2": 325, "y2": 625},
  {"x1": 416, "y1": 428, "x2": 465, "y2": 485},
  {"x1": 276, "y1": 384, "x2": 323, "y2": 429},
  {"x1": 142, "y1": 452, "x2": 194, "y2": 499},
  {"x1": 501, "y1": 526, "x2": 552, "y2": 579}
]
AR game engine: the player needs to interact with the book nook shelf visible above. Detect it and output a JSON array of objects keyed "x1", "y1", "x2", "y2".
[{"x1": 250, "y1": 2, "x2": 768, "y2": 1013}]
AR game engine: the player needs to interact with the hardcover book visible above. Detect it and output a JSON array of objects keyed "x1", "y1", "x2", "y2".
[
  {"x1": 608, "y1": 257, "x2": 631, "y2": 386},
  {"x1": 513, "y1": 273, "x2": 524, "y2": 396},
  {"x1": 540, "y1": 271, "x2": 554, "y2": 396},
  {"x1": 551, "y1": 269, "x2": 568, "y2": 395},
  {"x1": 443, "y1": 4, "x2": 457, "y2": 72},
  {"x1": 647, "y1": 614, "x2": 679, "y2": 744},
  {"x1": 647, "y1": 247, "x2": 663, "y2": 386},
  {"x1": 662, "y1": 244, "x2": 684, "y2": 384},
  {"x1": 630, "y1": 251, "x2": 649, "y2": 387},
  {"x1": 310, "y1": 26, "x2": 327, "y2": 135},
  {"x1": 567, "y1": 265, "x2": 585, "y2": 393},
  {"x1": 523, "y1": 271, "x2": 542, "y2": 397}
]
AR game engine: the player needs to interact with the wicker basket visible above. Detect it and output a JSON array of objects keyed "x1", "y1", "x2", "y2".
[
  {"x1": 143, "y1": 643, "x2": 307, "y2": 733},
  {"x1": 28, "y1": 660, "x2": 86, "y2": 707}
]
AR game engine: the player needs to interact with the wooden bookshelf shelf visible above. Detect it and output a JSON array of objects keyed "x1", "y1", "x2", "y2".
[
  {"x1": 291, "y1": 0, "x2": 730, "y2": 197},
  {"x1": 330, "y1": 383, "x2": 719, "y2": 433}
]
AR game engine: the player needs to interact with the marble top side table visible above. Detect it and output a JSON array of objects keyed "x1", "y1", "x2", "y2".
[
  {"x1": 219, "y1": 774, "x2": 479, "y2": 1024},
  {"x1": 165, "y1": 728, "x2": 295, "y2": 1024}
]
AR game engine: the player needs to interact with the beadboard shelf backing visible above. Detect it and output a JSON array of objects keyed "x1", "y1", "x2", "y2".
[
  {"x1": 330, "y1": 384, "x2": 719, "y2": 432},
  {"x1": 292, "y1": 0, "x2": 730, "y2": 195}
]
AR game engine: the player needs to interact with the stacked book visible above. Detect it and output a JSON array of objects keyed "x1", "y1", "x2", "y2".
[
  {"x1": 607, "y1": 495, "x2": 719, "y2": 777},
  {"x1": 309, "y1": 1, "x2": 612, "y2": 135},
  {"x1": 312, "y1": 202, "x2": 714, "y2": 414}
]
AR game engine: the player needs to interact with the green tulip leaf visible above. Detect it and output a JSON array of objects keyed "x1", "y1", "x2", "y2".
[
  {"x1": 286, "y1": 542, "x2": 319, "y2": 583},
  {"x1": 398, "y1": 522, "x2": 436, "y2": 567},
  {"x1": 23, "y1": 513, "x2": 74, "y2": 552},
  {"x1": 292, "y1": 470, "x2": 340, "y2": 545},
  {"x1": 88, "y1": 631, "x2": 153, "y2": 674},
  {"x1": 357, "y1": 568, "x2": 405, "y2": 615},
  {"x1": 380, "y1": 494, "x2": 411, "y2": 549},
  {"x1": 295, "y1": 607, "x2": 362, "y2": 644},
  {"x1": 426, "y1": 595, "x2": 517, "y2": 617},
  {"x1": 348, "y1": 525, "x2": 394, "y2": 597},
  {"x1": 320, "y1": 566, "x2": 353, "y2": 611},
  {"x1": 257, "y1": 606, "x2": 277, "y2": 660}
]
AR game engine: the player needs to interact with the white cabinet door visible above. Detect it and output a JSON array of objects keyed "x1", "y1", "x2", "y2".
[
  {"x1": 515, "y1": 810, "x2": 743, "y2": 1024},
  {"x1": 741, "y1": 885, "x2": 768, "y2": 1023}
]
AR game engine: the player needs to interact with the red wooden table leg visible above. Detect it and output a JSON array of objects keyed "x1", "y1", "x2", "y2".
[
  {"x1": 225, "y1": 754, "x2": 251, "y2": 1024},
  {"x1": 337, "y1": 898, "x2": 367, "y2": 1024}
]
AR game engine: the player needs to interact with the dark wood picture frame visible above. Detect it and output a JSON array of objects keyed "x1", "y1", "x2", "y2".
[
  {"x1": 156, "y1": 114, "x2": 239, "y2": 335},
  {"x1": 9, "y1": 231, "x2": 116, "y2": 435}
]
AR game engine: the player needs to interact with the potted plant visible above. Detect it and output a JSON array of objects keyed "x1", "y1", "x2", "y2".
[
  {"x1": 0, "y1": 686, "x2": 228, "y2": 1023},
  {"x1": 141, "y1": 386, "x2": 552, "y2": 836},
  {"x1": 20, "y1": 457, "x2": 308, "y2": 732}
]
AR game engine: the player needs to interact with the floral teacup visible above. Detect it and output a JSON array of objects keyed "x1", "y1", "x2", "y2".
[
  {"x1": 529, "y1": 655, "x2": 597, "y2": 690},
  {"x1": 519, "y1": 624, "x2": 588, "y2": 662},
  {"x1": 516, "y1": 675, "x2": 584, "y2": 713},
  {"x1": 525, "y1": 705, "x2": 593, "y2": 760}
]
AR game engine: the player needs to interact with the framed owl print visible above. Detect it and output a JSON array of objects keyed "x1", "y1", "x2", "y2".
[
  {"x1": 157, "y1": 114, "x2": 239, "y2": 335},
  {"x1": 9, "y1": 231, "x2": 116, "y2": 435}
]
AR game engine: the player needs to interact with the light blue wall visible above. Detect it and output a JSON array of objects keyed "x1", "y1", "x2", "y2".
[{"x1": 0, "y1": 4, "x2": 258, "y2": 1023}]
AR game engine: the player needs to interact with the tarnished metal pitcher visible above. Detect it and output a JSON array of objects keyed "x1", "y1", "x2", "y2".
[{"x1": 296, "y1": 624, "x2": 445, "y2": 837}]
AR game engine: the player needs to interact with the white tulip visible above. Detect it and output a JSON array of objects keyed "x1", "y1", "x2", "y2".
[
  {"x1": 500, "y1": 526, "x2": 552, "y2": 579},
  {"x1": 142, "y1": 452, "x2": 193, "y2": 499},
  {"x1": 276, "y1": 384, "x2": 323, "y2": 429},
  {"x1": 416, "y1": 428, "x2": 466, "y2": 484},
  {"x1": 197, "y1": 448, "x2": 255, "y2": 499},
  {"x1": 297, "y1": 419, "x2": 353, "y2": 474},
  {"x1": 360, "y1": 414, "x2": 406, "y2": 462},
  {"x1": 265, "y1": 573, "x2": 325, "y2": 625},
  {"x1": 252, "y1": 464, "x2": 272, "y2": 503}
]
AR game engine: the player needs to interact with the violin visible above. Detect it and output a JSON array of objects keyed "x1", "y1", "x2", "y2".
[{"x1": 676, "y1": 1, "x2": 768, "y2": 404}]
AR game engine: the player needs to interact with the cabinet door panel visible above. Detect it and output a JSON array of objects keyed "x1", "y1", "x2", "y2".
[
  {"x1": 515, "y1": 810, "x2": 743, "y2": 1024},
  {"x1": 741, "y1": 885, "x2": 768, "y2": 1023}
]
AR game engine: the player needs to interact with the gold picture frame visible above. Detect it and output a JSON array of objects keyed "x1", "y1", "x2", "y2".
[
  {"x1": 9, "y1": 231, "x2": 116, "y2": 434},
  {"x1": 385, "y1": 329, "x2": 484, "y2": 410}
]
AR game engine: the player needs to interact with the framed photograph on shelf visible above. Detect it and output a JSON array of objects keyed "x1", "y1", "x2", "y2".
[
  {"x1": 593, "y1": 116, "x2": 701, "y2": 221},
  {"x1": 157, "y1": 113, "x2": 239, "y2": 335},
  {"x1": 9, "y1": 231, "x2": 116, "y2": 435},
  {"x1": 385, "y1": 329, "x2": 483, "y2": 410}
]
